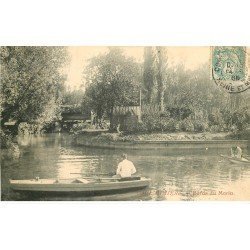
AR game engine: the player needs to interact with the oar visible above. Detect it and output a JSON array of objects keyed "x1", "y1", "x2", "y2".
[
  {"x1": 75, "y1": 176, "x2": 121, "y2": 180},
  {"x1": 70, "y1": 172, "x2": 116, "y2": 176},
  {"x1": 69, "y1": 173, "x2": 141, "y2": 181}
]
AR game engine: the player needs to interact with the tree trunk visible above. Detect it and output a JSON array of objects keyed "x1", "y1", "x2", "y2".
[
  {"x1": 109, "y1": 106, "x2": 115, "y2": 131},
  {"x1": 156, "y1": 47, "x2": 164, "y2": 112},
  {"x1": 143, "y1": 47, "x2": 155, "y2": 104}
]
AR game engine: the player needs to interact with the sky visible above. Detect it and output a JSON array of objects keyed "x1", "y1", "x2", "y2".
[{"x1": 64, "y1": 46, "x2": 211, "y2": 89}]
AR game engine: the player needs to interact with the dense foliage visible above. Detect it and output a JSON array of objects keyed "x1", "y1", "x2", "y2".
[
  {"x1": 0, "y1": 46, "x2": 68, "y2": 129},
  {"x1": 81, "y1": 47, "x2": 249, "y2": 134},
  {"x1": 143, "y1": 47, "x2": 167, "y2": 110},
  {"x1": 139, "y1": 47, "x2": 249, "y2": 133},
  {"x1": 82, "y1": 48, "x2": 141, "y2": 128}
]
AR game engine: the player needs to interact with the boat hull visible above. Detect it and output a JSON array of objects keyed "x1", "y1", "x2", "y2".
[
  {"x1": 220, "y1": 155, "x2": 250, "y2": 165},
  {"x1": 9, "y1": 177, "x2": 151, "y2": 195}
]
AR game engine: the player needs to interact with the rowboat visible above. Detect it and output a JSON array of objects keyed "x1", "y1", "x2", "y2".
[
  {"x1": 9, "y1": 176, "x2": 151, "y2": 195},
  {"x1": 220, "y1": 155, "x2": 250, "y2": 165}
]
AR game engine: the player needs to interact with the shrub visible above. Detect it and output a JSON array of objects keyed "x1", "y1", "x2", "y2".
[
  {"x1": 125, "y1": 121, "x2": 148, "y2": 133},
  {"x1": 229, "y1": 125, "x2": 238, "y2": 133},
  {"x1": 179, "y1": 118, "x2": 194, "y2": 132},
  {"x1": 208, "y1": 111, "x2": 224, "y2": 126},
  {"x1": 193, "y1": 120, "x2": 208, "y2": 132},
  {"x1": 18, "y1": 122, "x2": 42, "y2": 134},
  {"x1": 220, "y1": 108, "x2": 249, "y2": 132},
  {"x1": 231, "y1": 109, "x2": 249, "y2": 131},
  {"x1": 161, "y1": 118, "x2": 178, "y2": 132},
  {"x1": 0, "y1": 129, "x2": 20, "y2": 158},
  {"x1": 0, "y1": 129, "x2": 12, "y2": 148},
  {"x1": 209, "y1": 125, "x2": 224, "y2": 133},
  {"x1": 142, "y1": 113, "x2": 161, "y2": 132}
]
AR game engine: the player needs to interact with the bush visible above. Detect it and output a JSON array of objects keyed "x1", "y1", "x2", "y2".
[
  {"x1": 161, "y1": 118, "x2": 178, "y2": 132},
  {"x1": 231, "y1": 109, "x2": 249, "y2": 131},
  {"x1": 220, "y1": 108, "x2": 249, "y2": 132},
  {"x1": 125, "y1": 121, "x2": 148, "y2": 133},
  {"x1": 0, "y1": 129, "x2": 12, "y2": 148},
  {"x1": 179, "y1": 118, "x2": 194, "y2": 132},
  {"x1": 208, "y1": 110, "x2": 224, "y2": 126},
  {"x1": 229, "y1": 125, "x2": 238, "y2": 133},
  {"x1": 209, "y1": 125, "x2": 224, "y2": 133},
  {"x1": 18, "y1": 122, "x2": 42, "y2": 135},
  {"x1": 142, "y1": 113, "x2": 161, "y2": 132},
  {"x1": 0, "y1": 129, "x2": 20, "y2": 158},
  {"x1": 193, "y1": 120, "x2": 208, "y2": 132},
  {"x1": 141, "y1": 111, "x2": 180, "y2": 133}
]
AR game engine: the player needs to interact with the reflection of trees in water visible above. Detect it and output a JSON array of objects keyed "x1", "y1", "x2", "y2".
[
  {"x1": 218, "y1": 164, "x2": 243, "y2": 182},
  {"x1": 2, "y1": 133, "x2": 250, "y2": 201},
  {"x1": 129, "y1": 153, "x2": 246, "y2": 200}
]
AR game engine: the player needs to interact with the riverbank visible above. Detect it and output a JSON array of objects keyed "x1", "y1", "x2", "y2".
[
  {"x1": 2, "y1": 133, "x2": 250, "y2": 201},
  {"x1": 74, "y1": 131, "x2": 249, "y2": 150}
]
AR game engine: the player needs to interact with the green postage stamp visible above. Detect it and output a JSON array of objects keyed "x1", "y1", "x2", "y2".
[{"x1": 211, "y1": 46, "x2": 250, "y2": 93}]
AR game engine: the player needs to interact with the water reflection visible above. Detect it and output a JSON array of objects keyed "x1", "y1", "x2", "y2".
[{"x1": 1, "y1": 133, "x2": 250, "y2": 201}]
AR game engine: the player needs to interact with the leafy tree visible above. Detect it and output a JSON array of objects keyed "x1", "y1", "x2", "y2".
[
  {"x1": 143, "y1": 46, "x2": 168, "y2": 108},
  {"x1": 83, "y1": 48, "x2": 141, "y2": 127},
  {"x1": 155, "y1": 47, "x2": 168, "y2": 111},
  {"x1": 161, "y1": 62, "x2": 249, "y2": 131},
  {"x1": 0, "y1": 46, "x2": 68, "y2": 129},
  {"x1": 62, "y1": 88, "x2": 85, "y2": 107},
  {"x1": 164, "y1": 63, "x2": 226, "y2": 112},
  {"x1": 61, "y1": 87, "x2": 85, "y2": 114},
  {"x1": 143, "y1": 47, "x2": 156, "y2": 104}
]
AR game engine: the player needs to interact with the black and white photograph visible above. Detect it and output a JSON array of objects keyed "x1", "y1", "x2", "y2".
[
  {"x1": 1, "y1": 1, "x2": 250, "y2": 250},
  {"x1": 1, "y1": 46, "x2": 249, "y2": 201}
]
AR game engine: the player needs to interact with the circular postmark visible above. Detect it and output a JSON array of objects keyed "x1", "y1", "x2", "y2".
[{"x1": 211, "y1": 46, "x2": 250, "y2": 93}]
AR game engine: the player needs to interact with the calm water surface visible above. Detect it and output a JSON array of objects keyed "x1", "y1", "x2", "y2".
[{"x1": 1, "y1": 133, "x2": 250, "y2": 201}]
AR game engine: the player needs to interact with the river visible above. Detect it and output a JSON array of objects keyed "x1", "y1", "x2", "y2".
[{"x1": 1, "y1": 133, "x2": 250, "y2": 201}]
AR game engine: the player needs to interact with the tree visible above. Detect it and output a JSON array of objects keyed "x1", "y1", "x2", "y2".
[
  {"x1": 155, "y1": 47, "x2": 168, "y2": 112},
  {"x1": 143, "y1": 47, "x2": 156, "y2": 104},
  {"x1": 143, "y1": 46, "x2": 168, "y2": 108},
  {"x1": 62, "y1": 88, "x2": 85, "y2": 107},
  {"x1": 61, "y1": 87, "x2": 85, "y2": 115},
  {"x1": 83, "y1": 48, "x2": 141, "y2": 127},
  {"x1": 0, "y1": 46, "x2": 68, "y2": 129}
]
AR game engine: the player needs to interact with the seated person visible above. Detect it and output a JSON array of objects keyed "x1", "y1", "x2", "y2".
[
  {"x1": 116, "y1": 153, "x2": 136, "y2": 178},
  {"x1": 231, "y1": 146, "x2": 242, "y2": 159}
]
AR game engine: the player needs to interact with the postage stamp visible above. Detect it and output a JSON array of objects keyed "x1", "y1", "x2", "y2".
[{"x1": 211, "y1": 46, "x2": 250, "y2": 93}]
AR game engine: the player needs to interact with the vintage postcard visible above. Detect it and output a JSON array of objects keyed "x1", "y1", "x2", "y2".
[{"x1": 1, "y1": 46, "x2": 249, "y2": 201}]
